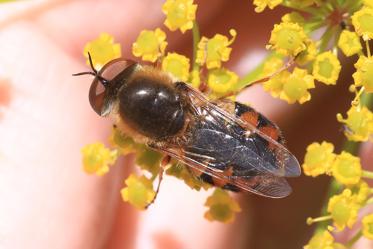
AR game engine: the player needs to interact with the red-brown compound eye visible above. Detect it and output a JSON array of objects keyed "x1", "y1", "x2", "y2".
[{"x1": 89, "y1": 58, "x2": 136, "y2": 116}]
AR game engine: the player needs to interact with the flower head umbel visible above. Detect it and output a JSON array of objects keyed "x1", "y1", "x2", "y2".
[
  {"x1": 331, "y1": 151, "x2": 362, "y2": 186},
  {"x1": 162, "y1": 52, "x2": 190, "y2": 81},
  {"x1": 83, "y1": 33, "x2": 121, "y2": 70},
  {"x1": 268, "y1": 22, "x2": 308, "y2": 56},
  {"x1": 337, "y1": 105, "x2": 373, "y2": 141},
  {"x1": 312, "y1": 51, "x2": 341, "y2": 85},
  {"x1": 327, "y1": 189, "x2": 360, "y2": 230},
  {"x1": 162, "y1": 0, "x2": 197, "y2": 33},
  {"x1": 280, "y1": 67, "x2": 315, "y2": 104},
  {"x1": 132, "y1": 28, "x2": 167, "y2": 62},
  {"x1": 362, "y1": 213, "x2": 373, "y2": 240},
  {"x1": 196, "y1": 29, "x2": 237, "y2": 69},
  {"x1": 302, "y1": 141, "x2": 335, "y2": 177},
  {"x1": 263, "y1": 70, "x2": 288, "y2": 98},
  {"x1": 253, "y1": 0, "x2": 283, "y2": 13},
  {"x1": 303, "y1": 230, "x2": 335, "y2": 249},
  {"x1": 207, "y1": 68, "x2": 238, "y2": 94},
  {"x1": 81, "y1": 142, "x2": 118, "y2": 176},
  {"x1": 204, "y1": 188, "x2": 241, "y2": 223},
  {"x1": 352, "y1": 7, "x2": 373, "y2": 41},
  {"x1": 353, "y1": 55, "x2": 373, "y2": 93},
  {"x1": 338, "y1": 30, "x2": 362, "y2": 57},
  {"x1": 121, "y1": 174, "x2": 156, "y2": 210}
]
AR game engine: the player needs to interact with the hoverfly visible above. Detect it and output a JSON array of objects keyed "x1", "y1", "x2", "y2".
[{"x1": 74, "y1": 53, "x2": 301, "y2": 205}]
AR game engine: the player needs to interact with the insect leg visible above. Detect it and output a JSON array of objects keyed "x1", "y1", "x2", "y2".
[
  {"x1": 145, "y1": 155, "x2": 171, "y2": 209},
  {"x1": 219, "y1": 58, "x2": 295, "y2": 99}
]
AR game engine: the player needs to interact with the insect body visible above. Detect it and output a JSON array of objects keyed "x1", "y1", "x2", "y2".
[{"x1": 74, "y1": 55, "x2": 301, "y2": 201}]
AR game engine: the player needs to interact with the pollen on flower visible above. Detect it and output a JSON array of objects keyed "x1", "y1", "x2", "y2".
[
  {"x1": 302, "y1": 141, "x2": 335, "y2": 177},
  {"x1": 207, "y1": 68, "x2": 238, "y2": 94},
  {"x1": 303, "y1": 230, "x2": 335, "y2": 249},
  {"x1": 121, "y1": 174, "x2": 156, "y2": 210},
  {"x1": 364, "y1": 0, "x2": 373, "y2": 8},
  {"x1": 312, "y1": 51, "x2": 341, "y2": 85},
  {"x1": 353, "y1": 55, "x2": 373, "y2": 93},
  {"x1": 110, "y1": 127, "x2": 142, "y2": 155},
  {"x1": 83, "y1": 33, "x2": 121, "y2": 70},
  {"x1": 162, "y1": 0, "x2": 197, "y2": 33},
  {"x1": 327, "y1": 189, "x2": 360, "y2": 231},
  {"x1": 338, "y1": 30, "x2": 362, "y2": 57},
  {"x1": 189, "y1": 68, "x2": 201, "y2": 88},
  {"x1": 337, "y1": 105, "x2": 373, "y2": 141},
  {"x1": 267, "y1": 22, "x2": 308, "y2": 57},
  {"x1": 263, "y1": 70, "x2": 289, "y2": 98},
  {"x1": 280, "y1": 67, "x2": 315, "y2": 104},
  {"x1": 196, "y1": 29, "x2": 237, "y2": 69},
  {"x1": 162, "y1": 52, "x2": 190, "y2": 81},
  {"x1": 352, "y1": 7, "x2": 373, "y2": 41},
  {"x1": 253, "y1": 0, "x2": 283, "y2": 13},
  {"x1": 362, "y1": 213, "x2": 373, "y2": 240},
  {"x1": 355, "y1": 181, "x2": 370, "y2": 204},
  {"x1": 81, "y1": 142, "x2": 118, "y2": 176},
  {"x1": 132, "y1": 28, "x2": 167, "y2": 62},
  {"x1": 204, "y1": 188, "x2": 241, "y2": 223},
  {"x1": 331, "y1": 151, "x2": 362, "y2": 186}
]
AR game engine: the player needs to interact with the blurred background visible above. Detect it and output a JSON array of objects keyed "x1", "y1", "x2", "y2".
[{"x1": 0, "y1": 0, "x2": 371, "y2": 248}]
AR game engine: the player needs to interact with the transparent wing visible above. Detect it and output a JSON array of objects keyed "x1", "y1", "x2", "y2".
[
  {"x1": 178, "y1": 83, "x2": 301, "y2": 178},
  {"x1": 148, "y1": 83, "x2": 300, "y2": 198}
]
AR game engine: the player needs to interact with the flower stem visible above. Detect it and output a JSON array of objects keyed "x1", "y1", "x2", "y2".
[
  {"x1": 346, "y1": 230, "x2": 362, "y2": 248},
  {"x1": 192, "y1": 20, "x2": 200, "y2": 72},
  {"x1": 362, "y1": 170, "x2": 373, "y2": 179}
]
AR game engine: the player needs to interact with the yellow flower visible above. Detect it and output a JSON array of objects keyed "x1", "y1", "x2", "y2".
[
  {"x1": 364, "y1": 0, "x2": 373, "y2": 8},
  {"x1": 331, "y1": 151, "x2": 362, "y2": 185},
  {"x1": 109, "y1": 127, "x2": 141, "y2": 155},
  {"x1": 312, "y1": 51, "x2": 341, "y2": 85},
  {"x1": 355, "y1": 181, "x2": 370, "y2": 204},
  {"x1": 263, "y1": 70, "x2": 288, "y2": 98},
  {"x1": 262, "y1": 56, "x2": 284, "y2": 76},
  {"x1": 362, "y1": 213, "x2": 373, "y2": 240},
  {"x1": 162, "y1": 52, "x2": 190, "y2": 81},
  {"x1": 136, "y1": 148, "x2": 163, "y2": 177},
  {"x1": 338, "y1": 30, "x2": 362, "y2": 57},
  {"x1": 303, "y1": 230, "x2": 335, "y2": 249},
  {"x1": 83, "y1": 33, "x2": 121, "y2": 70},
  {"x1": 327, "y1": 189, "x2": 360, "y2": 230},
  {"x1": 204, "y1": 188, "x2": 241, "y2": 223},
  {"x1": 267, "y1": 22, "x2": 308, "y2": 56},
  {"x1": 207, "y1": 68, "x2": 238, "y2": 94},
  {"x1": 189, "y1": 68, "x2": 201, "y2": 88},
  {"x1": 253, "y1": 0, "x2": 282, "y2": 13},
  {"x1": 353, "y1": 55, "x2": 373, "y2": 92},
  {"x1": 166, "y1": 163, "x2": 211, "y2": 191},
  {"x1": 337, "y1": 105, "x2": 373, "y2": 141},
  {"x1": 121, "y1": 174, "x2": 156, "y2": 210},
  {"x1": 352, "y1": 7, "x2": 373, "y2": 41},
  {"x1": 132, "y1": 28, "x2": 167, "y2": 62},
  {"x1": 280, "y1": 67, "x2": 315, "y2": 104},
  {"x1": 81, "y1": 142, "x2": 118, "y2": 176},
  {"x1": 296, "y1": 39, "x2": 317, "y2": 65},
  {"x1": 162, "y1": 0, "x2": 197, "y2": 33},
  {"x1": 303, "y1": 141, "x2": 335, "y2": 177},
  {"x1": 196, "y1": 29, "x2": 237, "y2": 69},
  {"x1": 281, "y1": 12, "x2": 305, "y2": 24}
]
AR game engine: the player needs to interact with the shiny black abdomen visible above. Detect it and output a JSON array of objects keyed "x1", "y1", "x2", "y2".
[{"x1": 118, "y1": 77, "x2": 185, "y2": 140}]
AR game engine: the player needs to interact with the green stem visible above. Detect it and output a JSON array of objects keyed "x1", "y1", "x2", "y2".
[
  {"x1": 346, "y1": 230, "x2": 363, "y2": 248},
  {"x1": 319, "y1": 25, "x2": 337, "y2": 52},
  {"x1": 281, "y1": 1, "x2": 321, "y2": 16},
  {"x1": 362, "y1": 170, "x2": 373, "y2": 179},
  {"x1": 192, "y1": 20, "x2": 200, "y2": 72}
]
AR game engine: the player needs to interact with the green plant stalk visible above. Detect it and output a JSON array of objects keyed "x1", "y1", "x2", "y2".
[
  {"x1": 346, "y1": 230, "x2": 363, "y2": 248},
  {"x1": 192, "y1": 20, "x2": 200, "y2": 72}
]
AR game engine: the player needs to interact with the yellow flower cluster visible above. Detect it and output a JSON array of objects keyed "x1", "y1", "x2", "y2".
[{"x1": 81, "y1": 142, "x2": 118, "y2": 176}]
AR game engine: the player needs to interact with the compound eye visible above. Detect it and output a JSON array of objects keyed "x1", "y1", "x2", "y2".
[{"x1": 89, "y1": 58, "x2": 136, "y2": 116}]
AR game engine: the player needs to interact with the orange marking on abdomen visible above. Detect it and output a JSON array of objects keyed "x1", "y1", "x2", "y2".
[
  {"x1": 211, "y1": 166, "x2": 234, "y2": 187},
  {"x1": 240, "y1": 111, "x2": 259, "y2": 126},
  {"x1": 260, "y1": 125, "x2": 280, "y2": 149}
]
